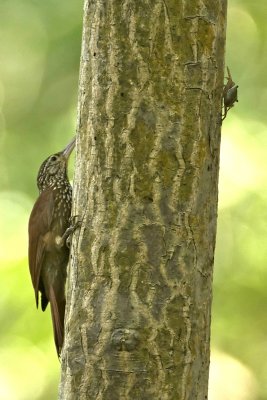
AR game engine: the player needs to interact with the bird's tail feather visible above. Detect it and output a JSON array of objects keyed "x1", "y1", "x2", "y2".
[{"x1": 49, "y1": 287, "x2": 65, "y2": 357}]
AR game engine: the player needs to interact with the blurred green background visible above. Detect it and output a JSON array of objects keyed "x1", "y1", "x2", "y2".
[{"x1": 0, "y1": 1, "x2": 266, "y2": 399}]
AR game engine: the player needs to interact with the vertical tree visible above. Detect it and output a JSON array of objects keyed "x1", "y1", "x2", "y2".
[{"x1": 60, "y1": 1, "x2": 227, "y2": 399}]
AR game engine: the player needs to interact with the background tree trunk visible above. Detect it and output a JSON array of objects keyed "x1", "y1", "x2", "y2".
[{"x1": 60, "y1": 0, "x2": 227, "y2": 399}]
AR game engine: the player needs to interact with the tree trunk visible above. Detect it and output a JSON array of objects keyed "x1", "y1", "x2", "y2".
[{"x1": 60, "y1": 1, "x2": 227, "y2": 399}]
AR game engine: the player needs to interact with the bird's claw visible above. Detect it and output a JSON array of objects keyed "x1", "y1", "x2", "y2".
[{"x1": 65, "y1": 216, "x2": 82, "y2": 248}]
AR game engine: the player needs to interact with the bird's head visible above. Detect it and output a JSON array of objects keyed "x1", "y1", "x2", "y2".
[{"x1": 37, "y1": 137, "x2": 75, "y2": 192}]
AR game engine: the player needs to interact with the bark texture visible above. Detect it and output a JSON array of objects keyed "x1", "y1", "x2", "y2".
[{"x1": 60, "y1": 0, "x2": 227, "y2": 399}]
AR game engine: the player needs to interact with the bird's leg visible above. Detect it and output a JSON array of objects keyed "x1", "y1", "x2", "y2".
[
  {"x1": 55, "y1": 216, "x2": 81, "y2": 248},
  {"x1": 66, "y1": 216, "x2": 81, "y2": 248}
]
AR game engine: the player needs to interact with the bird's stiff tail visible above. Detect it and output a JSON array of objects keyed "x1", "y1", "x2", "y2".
[{"x1": 49, "y1": 286, "x2": 65, "y2": 357}]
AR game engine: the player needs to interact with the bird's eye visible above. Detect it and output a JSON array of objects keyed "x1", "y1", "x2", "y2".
[{"x1": 50, "y1": 155, "x2": 57, "y2": 162}]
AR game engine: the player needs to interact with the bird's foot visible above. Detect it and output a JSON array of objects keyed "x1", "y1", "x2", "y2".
[
  {"x1": 65, "y1": 216, "x2": 81, "y2": 248},
  {"x1": 55, "y1": 216, "x2": 81, "y2": 249}
]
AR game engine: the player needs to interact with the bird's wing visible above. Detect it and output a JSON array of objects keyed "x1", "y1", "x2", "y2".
[{"x1": 28, "y1": 188, "x2": 55, "y2": 307}]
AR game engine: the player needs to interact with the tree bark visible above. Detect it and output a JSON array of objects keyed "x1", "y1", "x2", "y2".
[{"x1": 60, "y1": 0, "x2": 227, "y2": 399}]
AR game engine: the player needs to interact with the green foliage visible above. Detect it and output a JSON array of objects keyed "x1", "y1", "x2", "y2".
[
  {"x1": 0, "y1": 1, "x2": 82, "y2": 398},
  {"x1": 0, "y1": 0, "x2": 266, "y2": 399}
]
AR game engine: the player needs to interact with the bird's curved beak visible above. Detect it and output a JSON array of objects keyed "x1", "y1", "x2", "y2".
[{"x1": 62, "y1": 137, "x2": 76, "y2": 161}]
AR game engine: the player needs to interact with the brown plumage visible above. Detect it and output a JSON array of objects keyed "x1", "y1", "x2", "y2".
[{"x1": 28, "y1": 137, "x2": 75, "y2": 356}]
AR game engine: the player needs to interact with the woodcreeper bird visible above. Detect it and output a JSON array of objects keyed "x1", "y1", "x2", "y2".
[{"x1": 28, "y1": 137, "x2": 76, "y2": 356}]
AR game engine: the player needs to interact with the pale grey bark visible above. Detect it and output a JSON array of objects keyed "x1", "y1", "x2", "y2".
[{"x1": 60, "y1": 0, "x2": 227, "y2": 399}]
